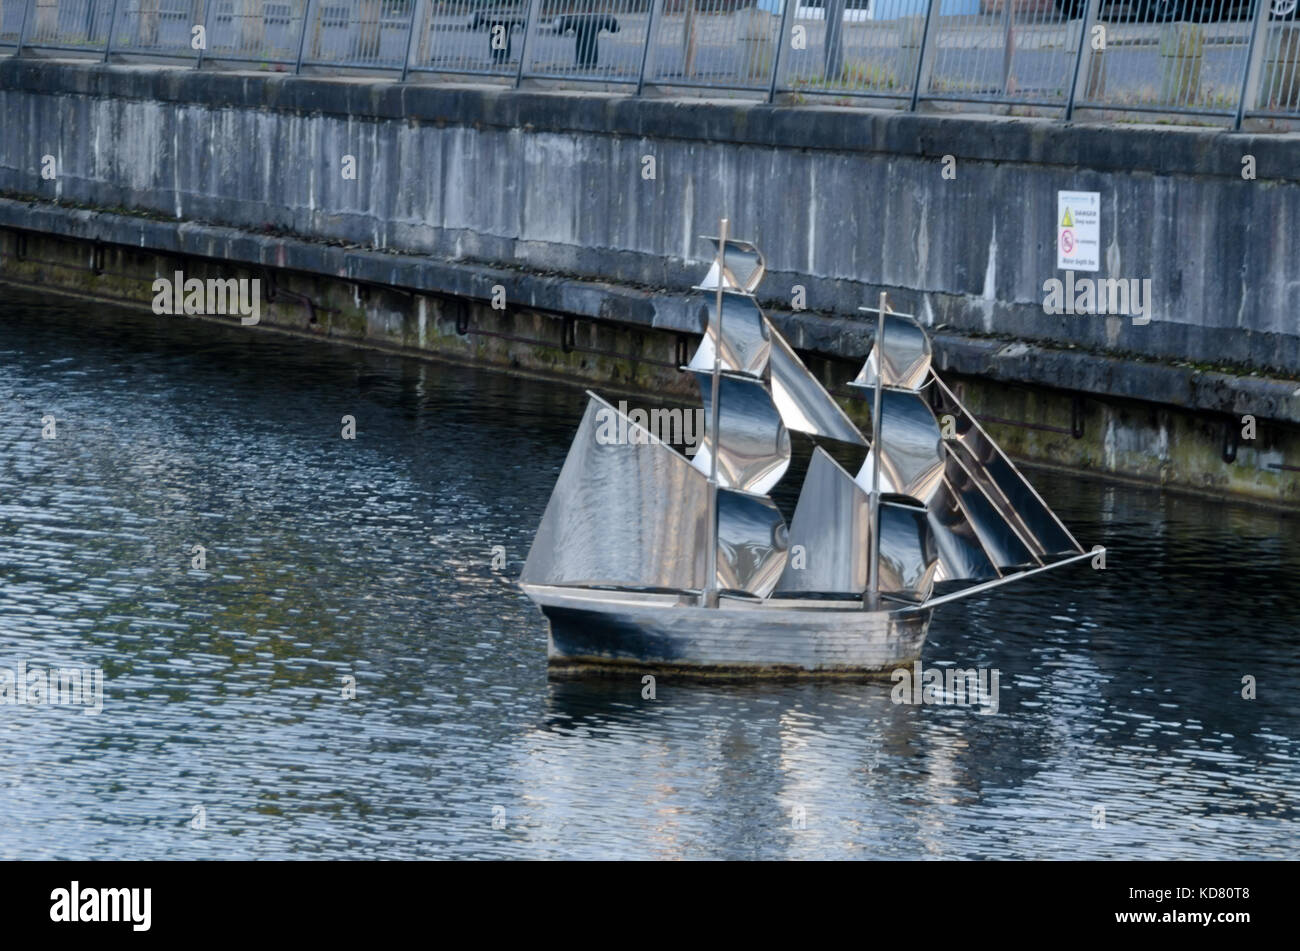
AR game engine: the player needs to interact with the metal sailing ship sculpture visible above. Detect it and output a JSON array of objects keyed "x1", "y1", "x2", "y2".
[{"x1": 520, "y1": 221, "x2": 1098, "y2": 675}]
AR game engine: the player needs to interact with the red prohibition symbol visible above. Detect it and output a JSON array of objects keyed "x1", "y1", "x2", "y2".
[{"x1": 1060, "y1": 229, "x2": 1075, "y2": 254}]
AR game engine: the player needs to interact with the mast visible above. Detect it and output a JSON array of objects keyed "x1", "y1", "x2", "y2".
[
  {"x1": 703, "y1": 218, "x2": 729, "y2": 608},
  {"x1": 866, "y1": 291, "x2": 887, "y2": 610}
]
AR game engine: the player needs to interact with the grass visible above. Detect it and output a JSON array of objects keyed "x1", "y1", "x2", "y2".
[{"x1": 788, "y1": 60, "x2": 899, "y2": 92}]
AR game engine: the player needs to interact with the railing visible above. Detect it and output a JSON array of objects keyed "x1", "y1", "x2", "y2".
[{"x1": 3, "y1": 0, "x2": 1300, "y2": 129}]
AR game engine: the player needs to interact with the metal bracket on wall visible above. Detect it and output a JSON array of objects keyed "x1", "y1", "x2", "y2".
[
  {"x1": 561, "y1": 316, "x2": 576, "y2": 354},
  {"x1": 1223, "y1": 418, "x2": 1239, "y2": 464}
]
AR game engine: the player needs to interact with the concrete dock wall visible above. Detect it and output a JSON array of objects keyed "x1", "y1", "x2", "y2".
[{"x1": 2, "y1": 58, "x2": 1300, "y2": 502}]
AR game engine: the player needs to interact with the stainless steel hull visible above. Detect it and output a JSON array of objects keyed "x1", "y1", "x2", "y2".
[{"x1": 521, "y1": 584, "x2": 931, "y2": 678}]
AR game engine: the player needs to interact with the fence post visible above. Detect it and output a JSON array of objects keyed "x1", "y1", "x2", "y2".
[
  {"x1": 766, "y1": 0, "x2": 794, "y2": 102},
  {"x1": 1064, "y1": 0, "x2": 1097, "y2": 121},
  {"x1": 295, "y1": 0, "x2": 316, "y2": 73},
  {"x1": 514, "y1": 0, "x2": 542, "y2": 87},
  {"x1": 1000, "y1": 0, "x2": 1015, "y2": 95},
  {"x1": 15, "y1": 0, "x2": 34, "y2": 56},
  {"x1": 636, "y1": 0, "x2": 663, "y2": 95},
  {"x1": 824, "y1": 0, "x2": 845, "y2": 81},
  {"x1": 909, "y1": 0, "x2": 940, "y2": 111},
  {"x1": 196, "y1": 0, "x2": 213, "y2": 68},
  {"x1": 1235, "y1": 0, "x2": 1271, "y2": 129},
  {"x1": 400, "y1": 0, "x2": 420, "y2": 80},
  {"x1": 103, "y1": 0, "x2": 123, "y2": 63}
]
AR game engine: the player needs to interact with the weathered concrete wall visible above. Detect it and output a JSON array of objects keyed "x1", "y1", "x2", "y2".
[
  {"x1": 5, "y1": 225, "x2": 1299, "y2": 505},
  {"x1": 2, "y1": 59, "x2": 1299, "y2": 378},
  {"x1": 2, "y1": 58, "x2": 1300, "y2": 502}
]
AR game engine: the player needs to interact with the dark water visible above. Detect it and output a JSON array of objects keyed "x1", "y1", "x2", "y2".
[{"x1": 0, "y1": 289, "x2": 1295, "y2": 860}]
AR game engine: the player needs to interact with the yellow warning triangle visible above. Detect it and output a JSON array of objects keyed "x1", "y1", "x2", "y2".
[{"x1": 1061, "y1": 208, "x2": 1074, "y2": 228}]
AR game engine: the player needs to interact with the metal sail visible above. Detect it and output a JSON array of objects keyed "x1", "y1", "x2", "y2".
[
  {"x1": 774, "y1": 446, "x2": 938, "y2": 602},
  {"x1": 717, "y1": 489, "x2": 788, "y2": 597},
  {"x1": 877, "y1": 497, "x2": 940, "y2": 604},
  {"x1": 851, "y1": 311, "x2": 933, "y2": 391},
  {"x1": 854, "y1": 389, "x2": 946, "y2": 500},
  {"x1": 767, "y1": 326, "x2": 867, "y2": 447},
  {"x1": 690, "y1": 371, "x2": 791, "y2": 496},
  {"x1": 775, "y1": 447, "x2": 870, "y2": 596},
  {"x1": 687, "y1": 292, "x2": 772, "y2": 379},
  {"x1": 521, "y1": 393, "x2": 788, "y2": 598},
  {"x1": 696, "y1": 236, "x2": 765, "y2": 295},
  {"x1": 930, "y1": 375, "x2": 1083, "y2": 559},
  {"x1": 925, "y1": 476, "x2": 1001, "y2": 583},
  {"x1": 850, "y1": 307, "x2": 1083, "y2": 587},
  {"x1": 688, "y1": 226, "x2": 874, "y2": 602},
  {"x1": 688, "y1": 294, "x2": 866, "y2": 446},
  {"x1": 521, "y1": 394, "x2": 709, "y2": 591}
]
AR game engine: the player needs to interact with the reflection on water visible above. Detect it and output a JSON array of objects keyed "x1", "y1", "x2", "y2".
[{"x1": 0, "y1": 289, "x2": 1296, "y2": 859}]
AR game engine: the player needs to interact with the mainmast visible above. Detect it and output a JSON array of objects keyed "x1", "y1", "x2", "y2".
[
  {"x1": 865, "y1": 291, "x2": 888, "y2": 610},
  {"x1": 702, "y1": 218, "x2": 729, "y2": 608}
]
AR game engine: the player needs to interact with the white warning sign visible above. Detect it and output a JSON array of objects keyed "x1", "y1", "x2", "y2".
[{"x1": 1057, "y1": 190, "x2": 1100, "y2": 272}]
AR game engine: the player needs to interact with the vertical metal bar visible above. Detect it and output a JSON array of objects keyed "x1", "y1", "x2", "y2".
[
  {"x1": 295, "y1": 0, "x2": 316, "y2": 73},
  {"x1": 823, "y1": 0, "x2": 845, "y2": 82},
  {"x1": 682, "y1": 0, "x2": 696, "y2": 77},
  {"x1": 909, "y1": 0, "x2": 940, "y2": 111},
  {"x1": 196, "y1": 0, "x2": 213, "y2": 68},
  {"x1": 636, "y1": 0, "x2": 663, "y2": 96},
  {"x1": 703, "y1": 216, "x2": 729, "y2": 609},
  {"x1": 1000, "y1": 0, "x2": 1015, "y2": 95},
  {"x1": 15, "y1": 0, "x2": 35, "y2": 56},
  {"x1": 767, "y1": 0, "x2": 795, "y2": 103},
  {"x1": 515, "y1": 0, "x2": 541, "y2": 87},
  {"x1": 1235, "y1": 0, "x2": 1270, "y2": 129},
  {"x1": 400, "y1": 0, "x2": 418, "y2": 80},
  {"x1": 1064, "y1": 0, "x2": 1096, "y2": 121},
  {"x1": 866, "y1": 291, "x2": 885, "y2": 610},
  {"x1": 103, "y1": 0, "x2": 123, "y2": 62}
]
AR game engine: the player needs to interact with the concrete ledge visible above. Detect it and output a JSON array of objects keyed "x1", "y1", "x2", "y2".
[
  {"x1": 3, "y1": 58, "x2": 1299, "y2": 184},
  {"x1": 5, "y1": 195, "x2": 1297, "y2": 425},
  {"x1": 5, "y1": 59, "x2": 1298, "y2": 378}
]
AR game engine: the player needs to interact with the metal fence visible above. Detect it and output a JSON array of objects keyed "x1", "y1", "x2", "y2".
[{"x1": 4, "y1": 0, "x2": 1300, "y2": 129}]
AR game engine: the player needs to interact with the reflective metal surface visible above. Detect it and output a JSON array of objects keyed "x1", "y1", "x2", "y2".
[
  {"x1": 695, "y1": 236, "x2": 765, "y2": 295},
  {"x1": 691, "y1": 371, "x2": 790, "y2": 497},
  {"x1": 716, "y1": 489, "x2": 788, "y2": 599},
  {"x1": 878, "y1": 498, "x2": 940, "y2": 604},
  {"x1": 768, "y1": 326, "x2": 868, "y2": 447},
  {"x1": 854, "y1": 389, "x2": 945, "y2": 502},
  {"x1": 521, "y1": 394, "x2": 708, "y2": 591},
  {"x1": 931, "y1": 377, "x2": 1083, "y2": 558},
  {"x1": 942, "y1": 451, "x2": 1038, "y2": 570},
  {"x1": 521, "y1": 235, "x2": 1090, "y2": 674},
  {"x1": 775, "y1": 447, "x2": 870, "y2": 597},
  {"x1": 926, "y1": 477, "x2": 1002, "y2": 584},
  {"x1": 851, "y1": 312, "x2": 933, "y2": 392},
  {"x1": 526, "y1": 585, "x2": 932, "y2": 675},
  {"x1": 687, "y1": 292, "x2": 771, "y2": 379}
]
